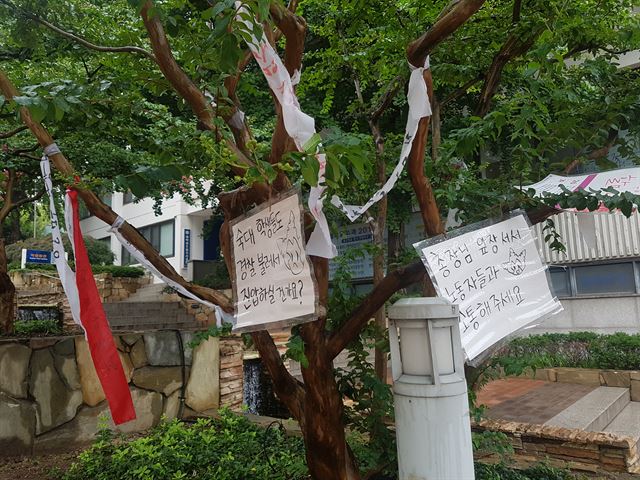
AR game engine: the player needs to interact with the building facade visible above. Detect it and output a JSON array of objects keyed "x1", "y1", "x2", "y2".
[{"x1": 79, "y1": 191, "x2": 221, "y2": 282}]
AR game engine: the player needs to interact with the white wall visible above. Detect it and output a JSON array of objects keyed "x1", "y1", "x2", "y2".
[
  {"x1": 80, "y1": 191, "x2": 213, "y2": 281},
  {"x1": 526, "y1": 296, "x2": 640, "y2": 335}
]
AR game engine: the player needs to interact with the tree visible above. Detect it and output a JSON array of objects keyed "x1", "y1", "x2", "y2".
[
  {"x1": 0, "y1": 124, "x2": 42, "y2": 333},
  {"x1": 1, "y1": 0, "x2": 639, "y2": 478}
]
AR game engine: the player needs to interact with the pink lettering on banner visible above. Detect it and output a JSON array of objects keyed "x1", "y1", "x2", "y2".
[
  {"x1": 574, "y1": 174, "x2": 597, "y2": 191},
  {"x1": 254, "y1": 43, "x2": 269, "y2": 65},
  {"x1": 605, "y1": 175, "x2": 637, "y2": 190}
]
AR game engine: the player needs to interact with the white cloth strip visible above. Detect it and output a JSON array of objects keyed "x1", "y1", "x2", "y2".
[
  {"x1": 330, "y1": 57, "x2": 432, "y2": 221},
  {"x1": 235, "y1": 3, "x2": 336, "y2": 258},
  {"x1": 109, "y1": 217, "x2": 233, "y2": 327},
  {"x1": 40, "y1": 156, "x2": 83, "y2": 330}
]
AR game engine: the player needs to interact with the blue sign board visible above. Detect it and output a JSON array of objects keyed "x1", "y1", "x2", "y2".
[
  {"x1": 183, "y1": 229, "x2": 191, "y2": 268},
  {"x1": 26, "y1": 249, "x2": 52, "y2": 264}
]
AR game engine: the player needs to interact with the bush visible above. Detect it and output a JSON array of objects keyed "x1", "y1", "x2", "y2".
[
  {"x1": 63, "y1": 411, "x2": 308, "y2": 480},
  {"x1": 14, "y1": 319, "x2": 62, "y2": 336},
  {"x1": 9, "y1": 262, "x2": 145, "y2": 278},
  {"x1": 61, "y1": 410, "x2": 576, "y2": 480},
  {"x1": 495, "y1": 332, "x2": 640, "y2": 371},
  {"x1": 5, "y1": 235, "x2": 115, "y2": 265}
]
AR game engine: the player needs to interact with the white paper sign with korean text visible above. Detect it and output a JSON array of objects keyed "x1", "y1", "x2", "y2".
[
  {"x1": 230, "y1": 191, "x2": 317, "y2": 332},
  {"x1": 414, "y1": 214, "x2": 562, "y2": 360}
]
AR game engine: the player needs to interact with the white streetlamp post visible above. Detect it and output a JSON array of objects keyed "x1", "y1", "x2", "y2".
[{"x1": 388, "y1": 297, "x2": 475, "y2": 480}]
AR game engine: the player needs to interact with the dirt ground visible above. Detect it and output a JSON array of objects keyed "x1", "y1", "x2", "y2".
[{"x1": 0, "y1": 450, "x2": 81, "y2": 480}]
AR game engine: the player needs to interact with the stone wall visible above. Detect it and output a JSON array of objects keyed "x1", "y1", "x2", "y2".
[
  {"x1": 474, "y1": 419, "x2": 640, "y2": 475},
  {"x1": 525, "y1": 367, "x2": 640, "y2": 401},
  {"x1": 0, "y1": 332, "x2": 243, "y2": 456}
]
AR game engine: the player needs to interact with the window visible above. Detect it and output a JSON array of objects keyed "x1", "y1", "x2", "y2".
[
  {"x1": 574, "y1": 263, "x2": 636, "y2": 295},
  {"x1": 98, "y1": 236, "x2": 111, "y2": 249},
  {"x1": 549, "y1": 261, "x2": 639, "y2": 298},
  {"x1": 121, "y1": 220, "x2": 174, "y2": 265},
  {"x1": 549, "y1": 267, "x2": 571, "y2": 297}
]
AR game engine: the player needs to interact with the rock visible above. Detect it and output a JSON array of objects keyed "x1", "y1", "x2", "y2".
[
  {"x1": 185, "y1": 337, "x2": 220, "y2": 412},
  {"x1": 29, "y1": 349, "x2": 83, "y2": 434},
  {"x1": 130, "y1": 339, "x2": 148, "y2": 368},
  {"x1": 631, "y1": 379, "x2": 640, "y2": 402},
  {"x1": 0, "y1": 392, "x2": 36, "y2": 456},
  {"x1": 132, "y1": 366, "x2": 185, "y2": 396},
  {"x1": 0, "y1": 343, "x2": 31, "y2": 398},
  {"x1": 118, "y1": 388, "x2": 163, "y2": 434},
  {"x1": 144, "y1": 331, "x2": 184, "y2": 366},
  {"x1": 34, "y1": 403, "x2": 106, "y2": 452},
  {"x1": 34, "y1": 388, "x2": 162, "y2": 451},
  {"x1": 75, "y1": 337, "x2": 134, "y2": 407},
  {"x1": 53, "y1": 338, "x2": 75, "y2": 357},
  {"x1": 163, "y1": 391, "x2": 181, "y2": 420},
  {"x1": 53, "y1": 352, "x2": 81, "y2": 390},
  {"x1": 29, "y1": 338, "x2": 57, "y2": 350},
  {"x1": 181, "y1": 332, "x2": 194, "y2": 366},
  {"x1": 121, "y1": 334, "x2": 141, "y2": 347},
  {"x1": 555, "y1": 368, "x2": 602, "y2": 386},
  {"x1": 600, "y1": 370, "x2": 631, "y2": 388}
]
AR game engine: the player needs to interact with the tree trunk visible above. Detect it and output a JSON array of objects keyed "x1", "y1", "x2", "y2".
[
  {"x1": 301, "y1": 321, "x2": 360, "y2": 480},
  {"x1": 0, "y1": 238, "x2": 16, "y2": 334}
]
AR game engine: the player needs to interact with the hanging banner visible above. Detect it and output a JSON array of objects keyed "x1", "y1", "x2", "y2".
[
  {"x1": 235, "y1": 4, "x2": 336, "y2": 259},
  {"x1": 524, "y1": 167, "x2": 640, "y2": 197},
  {"x1": 414, "y1": 214, "x2": 562, "y2": 361},
  {"x1": 330, "y1": 58, "x2": 432, "y2": 221},
  {"x1": 229, "y1": 190, "x2": 318, "y2": 332},
  {"x1": 41, "y1": 154, "x2": 135, "y2": 425}
]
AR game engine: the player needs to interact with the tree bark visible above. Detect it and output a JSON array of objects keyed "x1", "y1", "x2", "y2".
[{"x1": 0, "y1": 237, "x2": 15, "y2": 334}]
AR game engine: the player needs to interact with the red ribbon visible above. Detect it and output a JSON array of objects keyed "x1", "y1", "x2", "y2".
[{"x1": 68, "y1": 189, "x2": 135, "y2": 425}]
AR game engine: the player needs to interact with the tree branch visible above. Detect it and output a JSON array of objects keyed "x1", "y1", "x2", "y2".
[
  {"x1": 327, "y1": 260, "x2": 428, "y2": 359},
  {"x1": 441, "y1": 74, "x2": 483, "y2": 107},
  {"x1": 268, "y1": 3, "x2": 306, "y2": 163},
  {"x1": 407, "y1": 0, "x2": 487, "y2": 66},
  {"x1": 140, "y1": 1, "x2": 253, "y2": 168},
  {"x1": 563, "y1": 129, "x2": 619, "y2": 175},
  {"x1": 0, "y1": 125, "x2": 27, "y2": 139},
  {"x1": 0, "y1": 0, "x2": 157, "y2": 62},
  {"x1": 0, "y1": 69, "x2": 233, "y2": 312},
  {"x1": 13, "y1": 188, "x2": 44, "y2": 209},
  {"x1": 369, "y1": 74, "x2": 405, "y2": 123},
  {"x1": 475, "y1": 29, "x2": 543, "y2": 117},
  {"x1": 0, "y1": 169, "x2": 16, "y2": 223}
]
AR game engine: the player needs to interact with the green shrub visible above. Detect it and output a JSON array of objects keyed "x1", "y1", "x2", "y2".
[
  {"x1": 14, "y1": 319, "x2": 62, "y2": 336},
  {"x1": 63, "y1": 410, "x2": 308, "y2": 480},
  {"x1": 495, "y1": 332, "x2": 640, "y2": 371},
  {"x1": 475, "y1": 462, "x2": 577, "y2": 480},
  {"x1": 6, "y1": 235, "x2": 115, "y2": 265},
  {"x1": 61, "y1": 409, "x2": 576, "y2": 480},
  {"x1": 9, "y1": 262, "x2": 145, "y2": 278}
]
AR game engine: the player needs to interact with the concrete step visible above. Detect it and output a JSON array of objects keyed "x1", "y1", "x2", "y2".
[
  {"x1": 544, "y1": 386, "x2": 630, "y2": 432},
  {"x1": 604, "y1": 402, "x2": 640, "y2": 440}
]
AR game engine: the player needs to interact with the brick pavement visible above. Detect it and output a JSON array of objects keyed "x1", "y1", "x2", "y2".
[{"x1": 477, "y1": 377, "x2": 597, "y2": 425}]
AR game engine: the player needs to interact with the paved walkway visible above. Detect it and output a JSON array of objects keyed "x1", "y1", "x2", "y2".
[{"x1": 476, "y1": 377, "x2": 597, "y2": 424}]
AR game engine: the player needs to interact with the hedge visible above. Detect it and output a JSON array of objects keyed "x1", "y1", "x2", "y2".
[
  {"x1": 9, "y1": 262, "x2": 145, "y2": 278},
  {"x1": 496, "y1": 332, "x2": 640, "y2": 371}
]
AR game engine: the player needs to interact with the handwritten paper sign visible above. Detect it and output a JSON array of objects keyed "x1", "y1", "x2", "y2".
[
  {"x1": 230, "y1": 191, "x2": 317, "y2": 332},
  {"x1": 414, "y1": 215, "x2": 562, "y2": 361}
]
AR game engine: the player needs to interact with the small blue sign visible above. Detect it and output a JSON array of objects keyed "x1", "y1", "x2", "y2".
[
  {"x1": 183, "y1": 229, "x2": 191, "y2": 268},
  {"x1": 26, "y1": 249, "x2": 52, "y2": 264}
]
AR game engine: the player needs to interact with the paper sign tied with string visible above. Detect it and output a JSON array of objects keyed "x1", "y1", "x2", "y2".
[
  {"x1": 230, "y1": 190, "x2": 318, "y2": 332},
  {"x1": 414, "y1": 214, "x2": 562, "y2": 361}
]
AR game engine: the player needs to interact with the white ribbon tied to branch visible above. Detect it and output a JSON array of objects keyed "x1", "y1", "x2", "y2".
[
  {"x1": 331, "y1": 58, "x2": 432, "y2": 221},
  {"x1": 235, "y1": 3, "x2": 336, "y2": 259}
]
